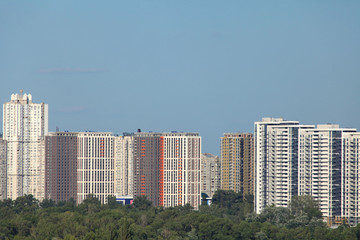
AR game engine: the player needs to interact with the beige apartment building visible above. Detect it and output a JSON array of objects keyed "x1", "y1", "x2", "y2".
[{"x1": 221, "y1": 133, "x2": 254, "y2": 196}]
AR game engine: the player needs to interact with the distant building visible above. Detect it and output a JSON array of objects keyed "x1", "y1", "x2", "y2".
[
  {"x1": 298, "y1": 124, "x2": 359, "y2": 226},
  {"x1": 132, "y1": 132, "x2": 201, "y2": 209},
  {"x1": 221, "y1": 133, "x2": 254, "y2": 196},
  {"x1": 115, "y1": 134, "x2": 134, "y2": 197},
  {"x1": 76, "y1": 132, "x2": 115, "y2": 204},
  {"x1": 254, "y1": 117, "x2": 360, "y2": 226},
  {"x1": 3, "y1": 91, "x2": 48, "y2": 200},
  {"x1": 45, "y1": 131, "x2": 116, "y2": 204},
  {"x1": 254, "y1": 118, "x2": 313, "y2": 214},
  {"x1": 340, "y1": 132, "x2": 360, "y2": 226},
  {"x1": 0, "y1": 137, "x2": 6, "y2": 200},
  {"x1": 201, "y1": 153, "x2": 221, "y2": 198},
  {"x1": 45, "y1": 132, "x2": 78, "y2": 202}
]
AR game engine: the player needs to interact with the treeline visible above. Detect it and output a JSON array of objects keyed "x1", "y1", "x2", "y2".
[{"x1": 0, "y1": 191, "x2": 360, "y2": 239}]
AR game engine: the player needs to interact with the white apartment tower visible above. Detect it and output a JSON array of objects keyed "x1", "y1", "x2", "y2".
[
  {"x1": 341, "y1": 132, "x2": 360, "y2": 225},
  {"x1": 298, "y1": 125, "x2": 358, "y2": 225},
  {"x1": 114, "y1": 134, "x2": 134, "y2": 197},
  {"x1": 3, "y1": 91, "x2": 48, "y2": 200},
  {"x1": 77, "y1": 132, "x2": 115, "y2": 204},
  {"x1": 161, "y1": 133, "x2": 201, "y2": 209},
  {"x1": 254, "y1": 118, "x2": 314, "y2": 214},
  {"x1": 255, "y1": 118, "x2": 360, "y2": 226}
]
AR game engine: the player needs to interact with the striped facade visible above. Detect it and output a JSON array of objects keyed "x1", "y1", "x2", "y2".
[
  {"x1": 77, "y1": 132, "x2": 115, "y2": 204},
  {"x1": 133, "y1": 132, "x2": 201, "y2": 209}
]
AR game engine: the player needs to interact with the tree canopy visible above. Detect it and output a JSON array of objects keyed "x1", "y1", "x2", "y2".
[{"x1": 0, "y1": 193, "x2": 358, "y2": 240}]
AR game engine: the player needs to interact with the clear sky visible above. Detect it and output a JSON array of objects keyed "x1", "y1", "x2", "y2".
[{"x1": 1, "y1": 1, "x2": 360, "y2": 155}]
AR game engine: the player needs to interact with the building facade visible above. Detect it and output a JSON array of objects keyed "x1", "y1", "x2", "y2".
[
  {"x1": 341, "y1": 132, "x2": 360, "y2": 226},
  {"x1": 221, "y1": 133, "x2": 254, "y2": 196},
  {"x1": 45, "y1": 132, "x2": 78, "y2": 202},
  {"x1": 44, "y1": 131, "x2": 116, "y2": 204},
  {"x1": 77, "y1": 132, "x2": 115, "y2": 204},
  {"x1": 0, "y1": 136, "x2": 6, "y2": 200},
  {"x1": 133, "y1": 133, "x2": 160, "y2": 205},
  {"x1": 3, "y1": 91, "x2": 48, "y2": 200},
  {"x1": 254, "y1": 118, "x2": 314, "y2": 214},
  {"x1": 114, "y1": 134, "x2": 134, "y2": 197},
  {"x1": 255, "y1": 118, "x2": 360, "y2": 226},
  {"x1": 132, "y1": 132, "x2": 201, "y2": 209},
  {"x1": 297, "y1": 125, "x2": 358, "y2": 225},
  {"x1": 201, "y1": 153, "x2": 221, "y2": 198}
]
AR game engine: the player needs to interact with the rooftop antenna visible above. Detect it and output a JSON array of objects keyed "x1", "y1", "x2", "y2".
[
  {"x1": 56, "y1": 126, "x2": 59, "y2": 132},
  {"x1": 20, "y1": 89, "x2": 23, "y2": 96}
]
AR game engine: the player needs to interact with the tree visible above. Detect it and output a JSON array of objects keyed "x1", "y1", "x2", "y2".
[
  {"x1": 118, "y1": 218, "x2": 134, "y2": 240},
  {"x1": 211, "y1": 190, "x2": 243, "y2": 209},
  {"x1": 40, "y1": 198, "x2": 56, "y2": 208},
  {"x1": 211, "y1": 190, "x2": 253, "y2": 219},
  {"x1": 77, "y1": 194, "x2": 101, "y2": 214},
  {"x1": 57, "y1": 198, "x2": 76, "y2": 212},
  {"x1": 133, "y1": 195, "x2": 152, "y2": 210},
  {"x1": 248, "y1": 206, "x2": 290, "y2": 227},
  {"x1": 198, "y1": 218, "x2": 234, "y2": 240},
  {"x1": 289, "y1": 195, "x2": 322, "y2": 220},
  {"x1": 13, "y1": 195, "x2": 39, "y2": 214},
  {"x1": 106, "y1": 195, "x2": 119, "y2": 209}
]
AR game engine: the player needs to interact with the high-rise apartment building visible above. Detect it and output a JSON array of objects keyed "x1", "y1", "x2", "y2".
[
  {"x1": 254, "y1": 118, "x2": 314, "y2": 214},
  {"x1": 132, "y1": 132, "x2": 201, "y2": 209},
  {"x1": 45, "y1": 132, "x2": 78, "y2": 202},
  {"x1": 3, "y1": 91, "x2": 48, "y2": 200},
  {"x1": 44, "y1": 131, "x2": 116, "y2": 204},
  {"x1": 114, "y1": 134, "x2": 134, "y2": 197},
  {"x1": 297, "y1": 125, "x2": 358, "y2": 225},
  {"x1": 340, "y1": 131, "x2": 360, "y2": 226},
  {"x1": 221, "y1": 133, "x2": 254, "y2": 196},
  {"x1": 201, "y1": 153, "x2": 221, "y2": 198},
  {"x1": 77, "y1": 132, "x2": 115, "y2": 204},
  {"x1": 133, "y1": 133, "x2": 161, "y2": 205},
  {"x1": 255, "y1": 118, "x2": 360, "y2": 226},
  {"x1": 0, "y1": 136, "x2": 7, "y2": 200}
]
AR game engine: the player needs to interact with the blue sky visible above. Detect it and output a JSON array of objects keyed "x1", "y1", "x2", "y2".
[{"x1": 1, "y1": 1, "x2": 360, "y2": 154}]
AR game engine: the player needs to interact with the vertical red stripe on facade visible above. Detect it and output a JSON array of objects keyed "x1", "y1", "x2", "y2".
[{"x1": 159, "y1": 137, "x2": 164, "y2": 206}]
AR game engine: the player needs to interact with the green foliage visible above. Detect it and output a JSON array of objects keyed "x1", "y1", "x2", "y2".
[
  {"x1": 212, "y1": 189, "x2": 243, "y2": 209},
  {"x1": 290, "y1": 195, "x2": 322, "y2": 220},
  {"x1": 77, "y1": 194, "x2": 102, "y2": 214},
  {"x1": 198, "y1": 218, "x2": 234, "y2": 240},
  {"x1": 133, "y1": 195, "x2": 153, "y2": 210},
  {"x1": 40, "y1": 198, "x2": 56, "y2": 208},
  {"x1": 209, "y1": 190, "x2": 254, "y2": 222},
  {"x1": 106, "y1": 195, "x2": 119, "y2": 209},
  {"x1": 13, "y1": 194, "x2": 39, "y2": 214},
  {"x1": 0, "y1": 191, "x2": 359, "y2": 240},
  {"x1": 247, "y1": 206, "x2": 291, "y2": 227}
]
